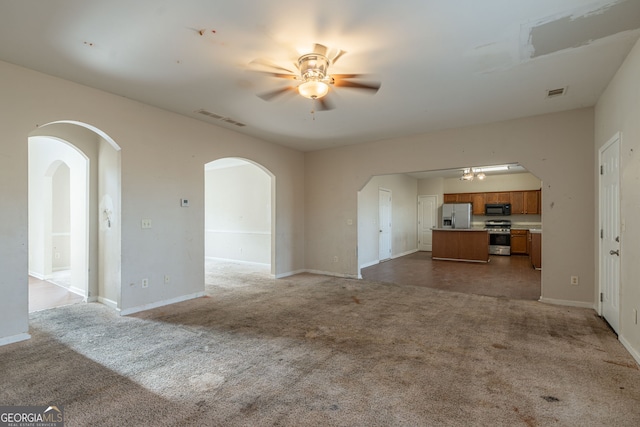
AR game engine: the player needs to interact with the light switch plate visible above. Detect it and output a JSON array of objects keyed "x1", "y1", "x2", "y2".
[{"x1": 180, "y1": 198, "x2": 190, "y2": 207}]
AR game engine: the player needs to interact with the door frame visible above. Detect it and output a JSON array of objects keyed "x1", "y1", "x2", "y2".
[
  {"x1": 598, "y1": 132, "x2": 621, "y2": 332},
  {"x1": 378, "y1": 188, "x2": 392, "y2": 261},
  {"x1": 417, "y1": 195, "x2": 437, "y2": 251}
]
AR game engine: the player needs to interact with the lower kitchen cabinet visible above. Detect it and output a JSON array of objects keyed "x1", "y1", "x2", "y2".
[
  {"x1": 432, "y1": 229, "x2": 489, "y2": 263},
  {"x1": 510, "y1": 229, "x2": 528, "y2": 255},
  {"x1": 529, "y1": 231, "x2": 541, "y2": 269}
]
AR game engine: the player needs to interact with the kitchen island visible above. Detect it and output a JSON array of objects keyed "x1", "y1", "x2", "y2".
[{"x1": 432, "y1": 229, "x2": 490, "y2": 263}]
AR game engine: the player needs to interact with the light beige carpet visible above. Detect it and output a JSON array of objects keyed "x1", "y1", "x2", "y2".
[{"x1": 1, "y1": 270, "x2": 639, "y2": 426}]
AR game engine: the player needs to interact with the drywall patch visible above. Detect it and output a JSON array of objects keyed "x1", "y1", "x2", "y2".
[{"x1": 525, "y1": 0, "x2": 640, "y2": 58}]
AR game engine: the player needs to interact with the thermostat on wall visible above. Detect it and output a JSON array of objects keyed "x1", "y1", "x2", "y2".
[{"x1": 180, "y1": 198, "x2": 190, "y2": 207}]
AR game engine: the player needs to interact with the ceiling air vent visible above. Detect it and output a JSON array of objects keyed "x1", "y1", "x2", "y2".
[
  {"x1": 195, "y1": 109, "x2": 246, "y2": 127},
  {"x1": 546, "y1": 87, "x2": 567, "y2": 98}
]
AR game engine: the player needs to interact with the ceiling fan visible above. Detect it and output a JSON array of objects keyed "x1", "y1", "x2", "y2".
[{"x1": 250, "y1": 43, "x2": 381, "y2": 110}]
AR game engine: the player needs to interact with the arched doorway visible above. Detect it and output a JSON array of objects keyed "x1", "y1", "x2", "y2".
[
  {"x1": 28, "y1": 121, "x2": 122, "y2": 311},
  {"x1": 28, "y1": 137, "x2": 89, "y2": 306},
  {"x1": 204, "y1": 158, "x2": 274, "y2": 282}
]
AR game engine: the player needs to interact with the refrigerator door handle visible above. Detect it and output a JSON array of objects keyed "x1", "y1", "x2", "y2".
[{"x1": 452, "y1": 212, "x2": 455, "y2": 229}]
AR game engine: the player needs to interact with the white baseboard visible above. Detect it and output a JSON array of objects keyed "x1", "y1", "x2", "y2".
[
  {"x1": 275, "y1": 269, "x2": 306, "y2": 278},
  {"x1": 69, "y1": 286, "x2": 85, "y2": 297},
  {"x1": 359, "y1": 260, "x2": 379, "y2": 269},
  {"x1": 28, "y1": 271, "x2": 45, "y2": 280},
  {"x1": 304, "y1": 269, "x2": 359, "y2": 279},
  {"x1": 359, "y1": 249, "x2": 419, "y2": 272},
  {"x1": 392, "y1": 249, "x2": 418, "y2": 259},
  {"x1": 98, "y1": 296, "x2": 118, "y2": 310},
  {"x1": 0, "y1": 333, "x2": 31, "y2": 347},
  {"x1": 619, "y1": 335, "x2": 640, "y2": 368},
  {"x1": 538, "y1": 297, "x2": 596, "y2": 310},
  {"x1": 118, "y1": 291, "x2": 206, "y2": 316},
  {"x1": 205, "y1": 256, "x2": 270, "y2": 268}
]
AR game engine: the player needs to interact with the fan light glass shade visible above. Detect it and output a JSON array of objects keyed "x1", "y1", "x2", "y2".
[{"x1": 298, "y1": 81, "x2": 329, "y2": 99}]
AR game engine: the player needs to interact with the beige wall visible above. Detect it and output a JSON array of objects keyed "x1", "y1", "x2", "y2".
[
  {"x1": 357, "y1": 174, "x2": 418, "y2": 270},
  {"x1": 595, "y1": 38, "x2": 640, "y2": 363},
  {"x1": 0, "y1": 60, "x2": 305, "y2": 343},
  {"x1": 305, "y1": 108, "x2": 595, "y2": 306},
  {"x1": 443, "y1": 172, "x2": 541, "y2": 193}
]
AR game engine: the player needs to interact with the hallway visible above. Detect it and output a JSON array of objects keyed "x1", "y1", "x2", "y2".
[
  {"x1": 29, "y1": 274, "x2": 84, "y2": 312},
  {"x1": 362, "y1": 251, "x2": 541, "y2": 300}
]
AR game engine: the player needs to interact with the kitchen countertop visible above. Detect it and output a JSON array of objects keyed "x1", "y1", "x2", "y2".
[{"x1": 529, "y1": 228, "x2": 542, "y2": 234}]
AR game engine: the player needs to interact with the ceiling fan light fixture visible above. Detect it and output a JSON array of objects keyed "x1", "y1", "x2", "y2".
[
  {"x1": 298, "y1": 54, "x2": 329, "y2": 78},
  {"x1": 298, "y1": 80, "x2": 329, "y2": 99},
  {"x1": 461, "y1": 168, "x2": 475, "y2": 181}
]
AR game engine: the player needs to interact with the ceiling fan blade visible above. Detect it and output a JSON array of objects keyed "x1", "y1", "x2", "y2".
[
  {"x1": 249, "y1": 58, "x2": 296, "y2": 74},
  {"x1": 316, "y1": 96, "x2": 335, "y2": 111},
  {"x1": 312, "y1": 43, "x2": 328, "y2": 57},
  {"x1": 257, "y1": 86, "x2": 296, "y2": 101},
  {"x1": 330, "y1": 49, "x2": 347, "y2": 64},
  {"x1": 249, "y1": 70, "x2": 298, "y2": 80},
  {"x1": 333, "y1": 79, "x2": 381, "y2": 93},
  {"x1": 331, "y1": 73, "x2": 364, "y2": 79}
]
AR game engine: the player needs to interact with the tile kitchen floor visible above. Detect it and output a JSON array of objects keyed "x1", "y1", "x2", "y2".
[{"x1": 361, "y1": 251, "x2": 541, "y2": 300}]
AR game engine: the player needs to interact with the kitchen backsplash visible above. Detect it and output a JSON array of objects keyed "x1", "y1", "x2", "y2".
[{"x1": 471, "y1": 214, "x2": 542, "y2": 229}]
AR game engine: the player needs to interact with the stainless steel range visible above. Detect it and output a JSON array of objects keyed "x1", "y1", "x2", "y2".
[{"x1": 485, "y1": 220, "x2": 511, "y2": 256}]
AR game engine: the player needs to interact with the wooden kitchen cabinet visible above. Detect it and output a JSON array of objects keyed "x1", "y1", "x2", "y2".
[
  {"x1": 525, "y1": 190, "x2": 540, "y2": 214},
  {"x1": 443, "y1": 194, "x2": 458, "y2": 203},
  {"x1": 511, "y1": 190, "x2": 540, "y2": 214},
  {"x1": 443, "y1": 193, "x2": 479, "y2": 210},
  {"x1": 432, "y1": 229, "x2": 489, "y2": 263},
  {"x1": 529, "y1": 232, "x2": 541, "y2": 269},
  {"x1": 471, "y1": 193, "x2": 486, "y2": 215},
  {"x1": 485, "y1": 192, "x2": 510, "y2": 204},
  {"x1": 445, "y1": 189, "x2": 540, "y2": 215},
  {"x1": 456, "y1": 193, "x2": 473, "y2": 203},
  {"x1": 510, "y1": 229, "x2": 528, "y2": 255}
]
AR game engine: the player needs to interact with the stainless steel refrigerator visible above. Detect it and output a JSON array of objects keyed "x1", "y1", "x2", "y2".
[{"x1": 442, "y1": 203, "x2": 472, "y2": 229}]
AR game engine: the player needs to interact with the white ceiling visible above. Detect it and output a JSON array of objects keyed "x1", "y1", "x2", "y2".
[{"x1": 1, "y1": 0, "x2": 639, "y2": 152}]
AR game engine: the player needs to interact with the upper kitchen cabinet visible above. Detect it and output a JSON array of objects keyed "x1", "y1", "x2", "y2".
[
  {"x1": 485, "y1": 192, "x2": 510, "y2": 204},
  {"x1": 511, "y1": 190, "x2": 541, "y2": 214},
  {"x1": 443, "y1": 193, "x2": 473, "y2": 203},
  {"x1": 457, "y1": 193, "x2": 473, "y2": 203},
  {"x1": 471, "y1": 193, "x2": 485, "y2": 215},
  {"x1": 443, "y1": 194, "x2": 458, "y2": 203},
  {"x1": 443, "y1": 193, "x2": 484, "y2": 215}
]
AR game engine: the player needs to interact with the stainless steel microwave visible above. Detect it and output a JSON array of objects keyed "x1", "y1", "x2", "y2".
[{"x1": 485, "y1": 203, "x2": 511, "y2": 216}]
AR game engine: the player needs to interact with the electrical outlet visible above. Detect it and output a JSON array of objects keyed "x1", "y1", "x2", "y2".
[
  {"x1": 141, "y1": 219, "x2": 152, "y2": 229},
  {"x1": 164, "y1": 275, "x2": 170, "y2": 284},
  {"x1": 570, "y1": 276, "x2": 579, "y2": 285},
  {"x1": 142, "y1": 278, "x2": 149, "y2": 288}
]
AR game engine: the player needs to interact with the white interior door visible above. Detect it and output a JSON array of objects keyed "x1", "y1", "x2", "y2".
[
  {"x1": 600, "y1": 133, "x2": 621, "y2": 333},
  {"x1": 379, "y1": 189, "x2": 392, "y2": 261},
  {"x1": 418, "y1": 195, "x2": 437, "y2": 251}
]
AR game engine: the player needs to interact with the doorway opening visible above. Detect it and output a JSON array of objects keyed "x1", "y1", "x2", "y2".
[
  {"x1": 357, "y1": 165, "x2": 542, "y2": 300},
  {"x1": 599, "y1": 133, "x2": 621, "y2": 333},
  {"x1": 28, "y1": 121, "x2": 121, "y2": 312},
  {"x1": 204, "y1": 158, "x2": 274, "y2": 287},
  {"x1": 28, "y1": 137, "x2": 88, "y2": 310}
]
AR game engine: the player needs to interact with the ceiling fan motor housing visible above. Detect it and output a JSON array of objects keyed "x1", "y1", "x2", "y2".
[{"x1": 298, "y1": 54, "x2": 329, "y2": 82}]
